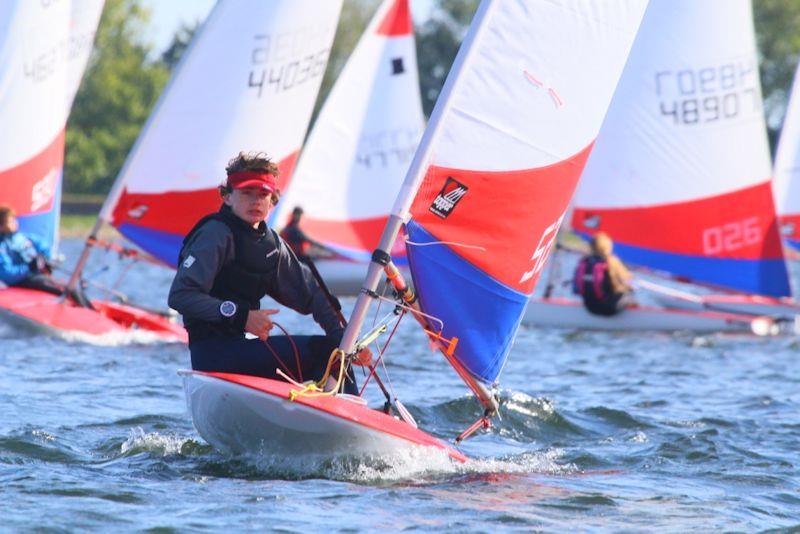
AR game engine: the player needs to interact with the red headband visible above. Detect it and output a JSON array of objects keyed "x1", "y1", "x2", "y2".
[{"x1": 226, "y1": 171, "x2": 278, "y2": 192}]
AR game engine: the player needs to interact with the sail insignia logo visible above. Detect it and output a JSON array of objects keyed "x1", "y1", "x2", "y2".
[{"x1": 429, "y1": 177, "x2": 468, "y2": 219}]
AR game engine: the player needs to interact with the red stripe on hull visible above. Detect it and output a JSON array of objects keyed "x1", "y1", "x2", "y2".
[
  {"x1": 112, "y1": 151, "x2": 299, "y2": 236},
  {"x1": 572, "y1": 181, "x2": 784, "y2": 260},
  {"x1": 0, "y1": 130, "x2": 65, "y2": 216},
  {"x1": 376, "y1": 0, "x2": 412, "y2": 36},
  {"x1": 0, "y1": 287, "x2": 186, "y2": 341},
  {"x1": 410, "y1": 144, "x2": 594, "y2": 293}
]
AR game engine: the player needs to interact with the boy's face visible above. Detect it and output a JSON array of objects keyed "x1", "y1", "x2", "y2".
[
  {"x1": 224, "y1": 187, "x2": 275, "y2": 227},
  {"x1": 0, "y1": 215, "x2": 18, "y2": 234}
]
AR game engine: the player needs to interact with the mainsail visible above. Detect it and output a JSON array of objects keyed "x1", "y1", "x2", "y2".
[
  {"x1": 340, "y1": 0, "x2": 648, "y2": 404},
  {"x1": 571, "y1": 0, "x2": 790, "y2": 298},
  {"x1": 773, "y1": 59, "x2": 800, "y2": 251},
  {"x1": 274, "y1": 0, "x2": 423, "y2": 263},
  {"x1": 0, "y1": 0, "x2": 104, "y2": 255},
  {"x1": 102, "y1": 0, "x2": 343, "y2": 266}
]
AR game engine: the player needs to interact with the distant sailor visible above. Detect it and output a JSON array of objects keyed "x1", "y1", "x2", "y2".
[
  {"x1": 573, "y1": 232, "x2": 633, "y2": 316},
  {"x1": 0, "y1": 205, "x2": 92, "y2": 308},
  {"x1": 168, "y1": 152, "x2": 369, "y2": 392},
  {"x1": 279, "y1": 206, "x2": 334, "y2": 260}
]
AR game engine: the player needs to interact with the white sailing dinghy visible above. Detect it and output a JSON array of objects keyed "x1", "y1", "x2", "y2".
[
  {"x1": 527, "y1": 0, "x2": 790, "y2": 331},
  {"x1": 0, "y1": 1, "x2": 182, "y2": 341},
  {"x1": 773, "y1": 58, "x2": 800, "y2": 253},
  {"x1": 62, "y1": 0, "x2": 343, "y2": 343},
  {"x1": 182, "y1": 0, "x2": 648, "y2": 459},
  {"x1": 273, "y1": 0, "x2": 423, "y2": 295}
]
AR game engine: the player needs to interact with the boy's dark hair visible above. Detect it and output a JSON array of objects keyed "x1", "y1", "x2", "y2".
[{"x1": 218, "y1": 151, "x2": 281, "y2": 204}]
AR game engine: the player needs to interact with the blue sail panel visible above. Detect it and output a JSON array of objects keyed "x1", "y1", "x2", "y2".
[{"x1": 406, "y1": 221, "x2": 528, "y2": 385}]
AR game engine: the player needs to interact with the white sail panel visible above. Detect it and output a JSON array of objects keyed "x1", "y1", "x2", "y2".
[
  {"x1": 398, "y1": 0, "x2": 647, "y2": 386},
  {"x1": 573, "y1": 0, "x2": 770, "y2": 208},
  {"x1": 0, "y1": 0, "x2": 104, "y2": 253},
  {"x1": 571, "y1": 0, "x2": 789, "y2": 298},
  {"x1": 105, "y1": 0, "x2": 343, "y2": 265},
  {"x1": 773, "y1": 58, "x2": 800, "y2": 248},
  {"x1": 274, "y1": 0, "x2": 422, "y2": 259}
]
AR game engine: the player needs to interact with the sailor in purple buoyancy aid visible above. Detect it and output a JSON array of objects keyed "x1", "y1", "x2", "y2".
[{"x1": 573, "y1": 232, "x2": 633, "y2": 316}]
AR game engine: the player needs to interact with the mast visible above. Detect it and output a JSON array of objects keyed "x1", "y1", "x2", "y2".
[{"x1": 339, "y1": 0, "x2": 497, "y2": 409}]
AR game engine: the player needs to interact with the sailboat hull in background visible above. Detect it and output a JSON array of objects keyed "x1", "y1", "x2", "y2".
[
  {"x1": 652, "y1": 293, "x2": 800, "y2": 321},
  {"x1": 522, "y1": 297, "x2": 773, "y2": 334},
  {"x1": 180, "y1": 370, "x2": 467, "y2": 462},
  {"x1": 0, "y1": 287, "x2": 186, "y2": 343}
]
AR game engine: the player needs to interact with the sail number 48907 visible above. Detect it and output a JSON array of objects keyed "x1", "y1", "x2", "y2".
[{"x1": 702, "y1": 217, "x2": 760, "y2": 255}]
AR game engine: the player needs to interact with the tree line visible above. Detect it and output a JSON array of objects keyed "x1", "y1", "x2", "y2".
[{"x1": 64, "y1": 0, "x2": 800, "y2": 194}]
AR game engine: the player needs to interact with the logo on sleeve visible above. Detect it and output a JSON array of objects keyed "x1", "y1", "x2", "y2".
[
  {"x1": 220, "y1": 300, "x2": 237, "y2": 318},
  {"x1": 182, "y1": 255, "x2": 196, "y2": 268},
  {"x1": 429, "y1": 177, "x2": 468, "y2": 219}
]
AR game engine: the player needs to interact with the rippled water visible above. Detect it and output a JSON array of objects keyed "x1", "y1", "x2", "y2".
[{"x1": 1, "y1": 239, "x2": 799, "y2": 530}]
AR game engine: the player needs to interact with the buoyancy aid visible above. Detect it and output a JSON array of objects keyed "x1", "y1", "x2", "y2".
[
  {"x1": 573, "y1": 254, "x2": 621, "y2": 316},
  {"x1": 179, "y1": 207, "x2": 281, "y2": 340}
]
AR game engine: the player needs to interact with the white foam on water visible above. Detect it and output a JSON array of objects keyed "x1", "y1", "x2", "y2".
[
  {"x1": 120, "y1": 427, "x2": 196, "y2": 456},
  {"x1": 60, "y1": 329, "x2": 183, "y2": 347}
]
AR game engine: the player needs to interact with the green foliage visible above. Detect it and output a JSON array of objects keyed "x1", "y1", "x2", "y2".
[
  {"x1": 64, "y1": 0, "x2": 169, "y2": 194},
  {"x1": 753, "y1": 0, "x2": 800, "y2": 146},
  {"x1": 416, "y1": 0, "x2": 478, "y2": 116}
]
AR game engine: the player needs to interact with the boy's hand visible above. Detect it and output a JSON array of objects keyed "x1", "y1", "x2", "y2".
[{"x1": 246, "y1": 309, "x2": 280, "y2": 340}]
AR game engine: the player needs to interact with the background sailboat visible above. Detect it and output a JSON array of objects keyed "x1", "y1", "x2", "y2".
[
  {"x1": 522, "y1": 0, "x2": 778, "y2": 334},
  {"x1": 773, "y1": 58, "x2": 800, "y2": 252},
  {"x1": 273, "y1": 0, "x2": 423, "y2": 294},
  {"x1": 568, "y1": 0, "x2": 798, "y2": 320},
  {"x1": 57, "y1": 0, "x2": 342, "y2": 341},
  {"x1": 0, "y1": 0, "x2": 104, "y2": 257},
  {"x1": 181, "y1": 0, "x2": 649, "y2": 458},
  {"x1": 97, "y1": 0, "x2": 343, "y2": 266},
  {"x1": 0, "y1": 1, "x2": 182, "y2": 341}
]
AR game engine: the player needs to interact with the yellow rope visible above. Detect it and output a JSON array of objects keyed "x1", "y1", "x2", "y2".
[{"x1": 288, "y1": 348, "x2": 347, "y2": 401}]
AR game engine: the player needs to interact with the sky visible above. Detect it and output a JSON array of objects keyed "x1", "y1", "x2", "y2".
[{"x1": 141, "y1": 0, "x2": 434, "y2": 54}]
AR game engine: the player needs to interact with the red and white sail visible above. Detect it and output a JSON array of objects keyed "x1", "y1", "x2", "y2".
[
  {"x1": 274, "y1": 0, "x2": 422, "y2": 262},
  {"x1": 0, "y1": 0, "x2": 104, "y2": 254},
  {"x1": 773, "y1": 59, "x2": 800, "y2": 251},
  {"x1": 571, "y1": 0, "x2": 790, "y2": 297},
  {"x1": 341, "y1": 0, "x2": 648, "y2": 393},
  {"x1": 104, "y1": 0, "x2": 342, "y2": 266}
]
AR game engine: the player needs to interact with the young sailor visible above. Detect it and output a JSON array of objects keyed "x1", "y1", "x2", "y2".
[
  {"x1": 0, "y1": 205, "x2": 92, "y2": 307},
  {"x1": 168, "y1": 152, "x2": 368, "y2": 392},
  {"x1": 573, "y1": 232, "x2": 633, "y2": 316}
]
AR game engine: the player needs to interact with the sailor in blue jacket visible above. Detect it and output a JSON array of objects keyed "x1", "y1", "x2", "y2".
[{"x1": 0, "y1": 205, "x2": 92, "y2": 307}]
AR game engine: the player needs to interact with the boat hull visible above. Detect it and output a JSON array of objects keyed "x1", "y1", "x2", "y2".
[
  {"x1": 522, "y1": 297, "x2": 769, "y2": 333},
  {"x1": 0, "y1": 287, "x2": 187, "y2": 343},
  {"x1": 653, "y1": 293, "x2": 800, "y2": 319},
  {"x1": 181, "y1": 370, "x2": 467, "y2": 462}
]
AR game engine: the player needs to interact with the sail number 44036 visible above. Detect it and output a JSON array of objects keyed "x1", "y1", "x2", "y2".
[{"x1": 702, "y1": 217, "x2": 761, "y2": 255}]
